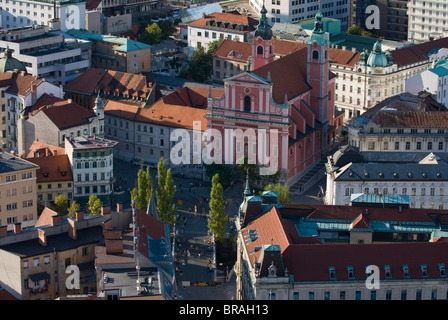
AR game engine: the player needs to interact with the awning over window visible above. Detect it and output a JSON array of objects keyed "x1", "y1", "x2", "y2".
[{"x1": 28, "y1": 272, "x2": 50, "y2": 282}]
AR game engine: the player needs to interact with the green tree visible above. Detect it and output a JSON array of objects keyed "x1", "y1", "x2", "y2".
[
  {"x1": 67, "y1": 200, "x2": 80, "y2": 219},
  {"x1": 88, "y1": 194, "x2": 103, "y2": 216},
  {"x1": 37, "y1": 198, "x2": 45, "y2": 216},
  {"x1": 140, "y1": 22, "x2": 163, "y2": 45},
  {"x1": 54, "y1": 194, "x2": 69, "y2": 216},
  {"x1": 208, "y1": 173, "x2": 227, "y2": 242},
  {"x1": 264, "y1": 183, "x2": 291, "y2": 203},
  {"x1": 156, "y1": 158, "x2": 177, "y2": 227},
  {"x1": 347, "y1": 25, "x2": 373, "y2": 37},
  {"x1": 135, "y1": 167, "x2": 153, "y2": 211},
  {"x1": 180, "y1": 38, "x2": 224, "y2": 82}
]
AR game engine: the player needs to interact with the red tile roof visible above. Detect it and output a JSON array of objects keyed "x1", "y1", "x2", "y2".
[
  {"x1": 252, "y1": 48, "x2": 311, "y2": 104},
  {"x1": 136, "y1": 209, "x2": 166, "y2": 259},
  {"x1": 0, "y1": 288, "x2": 19, "y2": 300},
  {"x1": 283, "y1": 242, "x2": 448, "y2": 282},
  {"x1": 0, "y1": 71, "x2": 43, "y2": 96},
  {"x1": 30, "y1": 95, "x2": 96, "y2": 130},
  {"x1": 35, "y1": 207, "x2": 59, "y2": 228},
  {"x1": 104, "y1": 100, "x2": 140, "y2": 121},
  {"x1": 63, "y1": 68, "x2": 153, "y2": 99},
  {"x1": 132, "y1": 87, "x2": 223, "y2": 131},
  {"x1": 188, "y1": 12, "x2": 258, "y2": 33},
  {"x1": 241, "y1": 203, "x2": 448, "y2": 282},
  {"x1": 27, "y1": 154, "x2": 73, "y2": 183},
  {"x1": 26, "y1": 141, "x2": 65, "y2": 158},
  {"x1": 391, "y1": 37, "x2": 448, "y2": 67}
]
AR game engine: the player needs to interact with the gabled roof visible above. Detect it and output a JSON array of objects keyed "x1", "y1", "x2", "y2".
[
  {"x1": 27, "y1": 140, "x2": 65, "y2": 158},
  {"x1": 252, "y1": 48, "x2": 311, "y2": 104},
  {"x1": 63, "y1": 68, "x2": 153, "y2": 100},
  {"x1": 134, "y1": 86, "x2": 224, "y2": 131},
  {"x1": 34, "y1": 207, "x2": 59, "y2": 228},
  {"x1": 30, "y1": 95, "x2": 96, "y2": 130},
  {"x1": 0, "y1": 70, "x2": 43, "y2": 96},
  {"x1": 187, "y1": 12, "x2": 258, "y2": 33},
  {"x1": 27, "y1": 154, "x2": 73, "y2": 183},
  {"x1": 283, "y1": 242, "x2": 448, "y2": 282},
  {"x1": 349, "y1": 213, "x2": 371, "y2": 231}
]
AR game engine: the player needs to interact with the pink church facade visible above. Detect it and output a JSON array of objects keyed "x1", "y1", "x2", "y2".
[{"x1": 205, "y1": 8, "x2": 339, "y2": 185}]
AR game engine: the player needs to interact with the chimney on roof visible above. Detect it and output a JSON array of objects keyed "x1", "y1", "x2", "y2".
[
  {"x1": 38, "y1": 229, "x2": 47, "y2": 246},
  {"x1": 51, "y1": 214, "x2": 63, "y2": 225},
  {"x1": 67, "y1": 99, "x2": 72, "y2": 103},
  {"x1": 68, "y1": 218, "x2": 77, "y2": 240},
  {"x1": 75, "y1": 211, "x2": 84, "y2": 221},
  {"x1": 104, "y1": 229, "x2": 123, "y2": 254},
  {"x1": 101, "y1": 206, "x2": 111, "y2": 215},
  {"x1": 13, "y1": 222, "x2": 21, "y2": 234},
  {"x1": 116, "y1": 202, "x2": 123, "y2": 212}
]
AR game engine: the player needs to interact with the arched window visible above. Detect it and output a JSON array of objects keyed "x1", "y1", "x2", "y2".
[
  {"x1": 257, "y1": 45, "x2": 263, "y2": 55},
  {"x1": 244, "y1": 96, "x2": 251, "y2": 112},
  {"x1": 312, "y1": 50, "x2": 319, "y2": 60},
  {"x1": 269, "y1": 45, "x2": 272, "y2": 54}
]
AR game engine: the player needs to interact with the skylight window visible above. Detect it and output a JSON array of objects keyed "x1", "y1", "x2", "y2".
[
  {"x1": 439, "y1": 264, "x2": 446, "y2": 277},
  {"x1": 347, "y1": 266, "x2": 355, "y2": 279},
  {"x1": 421, "y1": 265, "x2": 428, "y2": 277},
  {"x1": 403, "y1": 265, "x2": 410, "y2": 278},
  {"x1": 384, "y1": 265, "x2": 392, "y2": 279},
  {"x1": 329, "y1": 266, "x2": 336, "y2": 280}
]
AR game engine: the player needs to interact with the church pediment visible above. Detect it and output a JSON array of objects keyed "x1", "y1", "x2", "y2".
[{"x1": 225, "y1": 72, "x2": 270, "y2": 85}]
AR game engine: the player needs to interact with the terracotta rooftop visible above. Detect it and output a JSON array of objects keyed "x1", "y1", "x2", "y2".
[
  {"x1": 252, "y1": 48, "x2": 311, "y2": 104},
  {"x1": 27, "y1": 140, "x2": 65, "y2": 158},
  {"x1": 27, "y1": 154, "x2": 73, "y2": 183},
  {"x1": 391, "y1": 37, "x2": 448, "y2": 67},
  {"x1": 0, "y1": 70, "x2": 43, "y2": 96},
  {"x1": 353, "y1": 92, "x2": 448, "y2": 128},
  {"x1": 63, "y1": 68, "x2": 153, "y2": 100},
  {"x1": 132, "y1": 86, "x2": 223, "y2": 131},
  {"x1": 283, "y1": 241, "x2": 448, "y2": 282},
  {"x1": 136, "y1": 208, "x2": 166, "y2": 259},
  {"x1": 188, "y1": 12, "x2": 258, "y2": 33},
  {"x1": 34, "y1": 207, "x2": 59, "y2": 228},
  {"x1": 213, "y1": 38, "x2": 360, "y2": 68},
  {"x1": 30, "y1": 94, "x2": 96, "y2": 130},
  {"x1": 241, "y1": 203, "x2": 448, "y2": 282},
  {"x1": 104, "y1": 100, "x2": 140, "y2": 121}
]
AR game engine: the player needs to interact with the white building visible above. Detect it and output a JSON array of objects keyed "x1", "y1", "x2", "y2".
[
  {"x1": 325, "y1": 156, "x2": 448, "y2": 209},
  {"x1": 346, "y1": 92, "x2": 448, "y2": 153},
  {"x1": 0, "y1": 69, "x2": 63, "y2": 153},
  {"x1": 249, "y1": 0, "x2": 349, "y2": 30},
  {"x1": 332, "y1": 39, "x2": 443, "y2": 119},
  {"x1": 407, "y1": 0, "x2": 448, "y2": 43},
  {"x1": 406, "y1": 59, "x2": 448, "y2": 107},
  {"x1": 0, "y1": 26, "x2": 90, "y2": 85},
  {"x1": 186, "y1": 11, "x2": 258, "y2": 57},
  {"x1": 65, "y1": 135, "x2": 118, "y2": 199},
  {"x1": 235, "y1": 187, "x2": 448, "y2": 300},
  {"x1": 0, "y1": 0, "x2": 86, "y2": 31}
]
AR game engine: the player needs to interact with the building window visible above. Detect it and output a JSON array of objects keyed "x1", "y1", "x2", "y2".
[
  {"x1": 416, "y1": 141, "x2": 422, "y2": 150},
  {"x1": 257, "y1": 45, "x2": 263, "y2": 55},
  {"x1": 312, "y1": 50, "x2": 319, "y2": 60},
  {"x1": 244, "y1": 96, "x2": 251, "y2": 112}
]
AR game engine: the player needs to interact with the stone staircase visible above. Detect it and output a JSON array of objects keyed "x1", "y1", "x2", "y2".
[{"x1": 289, "y1": 158, "x2": 327, "y2": 195}]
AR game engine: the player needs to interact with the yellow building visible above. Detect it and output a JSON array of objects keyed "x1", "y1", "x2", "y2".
[
  {"x1": 0, "y1": 212, "x2": 106, "y2": 300},
  {"x1": 0, "y1": 151, "x2": 38, "y2": 230},
  {"x1": 27, "y1": 153, "x2": 74, "y2": 207}
]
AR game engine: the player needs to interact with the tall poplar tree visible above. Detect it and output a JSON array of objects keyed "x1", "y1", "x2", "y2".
[
  {"x1": 208, "y1": 173, "x2": 227, "y2": 242},
  {"x1": 156, "y1": 158, "x2": 177, "y2": 227},
  {"x1": 134, "y1": 166, "x2": 153, "y2": 212}
]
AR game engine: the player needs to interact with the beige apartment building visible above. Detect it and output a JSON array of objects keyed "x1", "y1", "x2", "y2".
[{"x1": 0, "y1": 152, "x2": 39, "y2": 230}]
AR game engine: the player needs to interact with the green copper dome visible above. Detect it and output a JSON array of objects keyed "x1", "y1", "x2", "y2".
[
  {"x1": 366, "y1": 41, "x2": 389, "y2": 68},
  {"x1": 307, "y1": 9, "x2": 328, "y2": 45},
  {"x1": 254, "y1": 5, "x2": 273, "y2": 40},
  {"x1": 0, "y1": 48, "x2": 27, "y2": 73}
]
